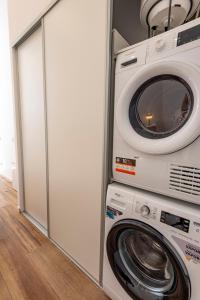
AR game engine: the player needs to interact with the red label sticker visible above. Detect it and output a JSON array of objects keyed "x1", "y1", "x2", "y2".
[
  {"x1": 116, "y1": 168, "x2": 136, "y2": 175},
  {"x1": 115, "y1": 157, "x2": 136, "y2": 176}
]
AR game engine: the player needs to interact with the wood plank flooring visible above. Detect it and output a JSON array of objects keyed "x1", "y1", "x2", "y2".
[{"x1": 0, "y1": 177, "x2": 109, "y2": 300}]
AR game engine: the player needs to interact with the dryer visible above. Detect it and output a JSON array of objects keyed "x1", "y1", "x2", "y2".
[
  {"x1": 113, "y1": 18, "x2": 200, "y2": 205},
  {"x1": 103, "y1": 183, "x2": 200, "y2": 300}
]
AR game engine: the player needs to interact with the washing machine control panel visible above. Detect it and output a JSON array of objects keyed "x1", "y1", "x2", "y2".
[
  {"x1": 135, "y1": 201, "x2": 157, "y2": 219},
  {"x1": 160, "y1": 211, "x2": 190, "y2": 233}
]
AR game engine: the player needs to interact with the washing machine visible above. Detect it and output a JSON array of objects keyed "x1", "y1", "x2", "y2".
[
  {"x1": 103, "y1": 183, "x2": 200, "y2": 300},
  {"x1": 113, "y1": 17, "x2": 200, "y2": 205}
]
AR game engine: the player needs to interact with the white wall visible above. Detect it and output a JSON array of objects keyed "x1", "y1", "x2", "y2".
[
  {"x1": 0, "y1": 0, "x2": 15, "y2": 181},
  {"x1": 7, "y1": 0, "x2": 56, "y2": 43}
]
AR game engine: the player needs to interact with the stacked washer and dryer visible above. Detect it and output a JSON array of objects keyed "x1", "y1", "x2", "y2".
[{"x1": 103, "y1": 2, "x2": 200, "y2": 300}]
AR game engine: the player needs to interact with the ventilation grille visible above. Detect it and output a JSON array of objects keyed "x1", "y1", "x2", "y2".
[{"x1": 169, "y1": 164, "x2": 200, "y2": 197}]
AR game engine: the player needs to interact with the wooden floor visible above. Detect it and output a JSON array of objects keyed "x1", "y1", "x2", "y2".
[{"x1": 0, "y1": 178, "x2": 109, "y2": 300}]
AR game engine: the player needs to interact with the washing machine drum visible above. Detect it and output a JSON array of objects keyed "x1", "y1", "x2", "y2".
[
  {"x1": 116, "y1": 61, "x2": 200, "y2": 154},
  {"x1": 107, "y1": 220, "x2": 191, "y2": 300}
]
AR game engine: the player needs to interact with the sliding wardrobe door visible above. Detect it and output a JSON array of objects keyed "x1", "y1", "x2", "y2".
[
  {"x1": 44, "y1": 0, "x2": 108, "y2": 281},
  {"x1": 17, "y1": 26, "x2": 47, "y2": 229}
]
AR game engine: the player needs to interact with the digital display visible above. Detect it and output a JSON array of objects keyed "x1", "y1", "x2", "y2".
[
  {"x1": 177, "y1": 24, "x2": 200, "y2": 47},
  {"x1": 160, "y1": 211, "x2": 190, "y2": 233}
]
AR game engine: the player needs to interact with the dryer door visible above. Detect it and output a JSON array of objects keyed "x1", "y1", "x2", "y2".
[
  {"x1": 116, "y1": 61, "x2": 200, "y2": 154},
  {"x1": 107, "y1": 220, "x2": 190, "y2": 300}
]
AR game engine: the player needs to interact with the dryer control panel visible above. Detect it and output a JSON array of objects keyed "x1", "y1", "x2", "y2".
[
  {"x1": 177, "y1": 24, "x2": 200, "y2": 47},
  {"x1": 147, "y1": 17, "x2": 200, "y2": 62}
]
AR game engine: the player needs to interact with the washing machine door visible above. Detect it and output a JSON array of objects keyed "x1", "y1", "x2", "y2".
[
  {"x1": 116, "y1": 61, "x2": 200, "y2": 154},
  {"x1": 107, "y1": 219, "x2": 191, "y2": 300}
]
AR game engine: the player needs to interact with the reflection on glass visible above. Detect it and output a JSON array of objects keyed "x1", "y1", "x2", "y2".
[
  {"x1": 145, "y1": 113, "x2": 153, "y2": 127},
  {"x1": 118, "y1": 229, "x2": 174, "y2": 292}
]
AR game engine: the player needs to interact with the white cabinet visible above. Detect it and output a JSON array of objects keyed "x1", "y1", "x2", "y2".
[
  {"x1": 17, "y1": 27, "x2": 48, "y2": 229},
  {"x1": 44, "y1": 0, "x2": 108, "y2": 281},
  {"x1": 7, "y1": 0, "x2": 55, "y2": 43},
  {"x1": 13, "y1": 0, "x2": 110, "y2": 283}
]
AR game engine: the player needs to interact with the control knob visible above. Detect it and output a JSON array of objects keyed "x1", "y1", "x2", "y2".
[
  {"x1": 155, "y1": 39, "x2": 165, "y2": 51},
  {"x1": 140, "y1": 205, "x2": 151, "y2": 217}
]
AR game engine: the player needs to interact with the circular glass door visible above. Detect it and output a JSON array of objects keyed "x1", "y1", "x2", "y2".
[
  {"x1": 116, "y1": 61, "x2": 200, "y2": 154},
  {"x1": 129, "y1": 75, "x2": 193, "y2": 139},
  {"x1": 107, "y1": 220, "x2": 190, "y2": 300}
]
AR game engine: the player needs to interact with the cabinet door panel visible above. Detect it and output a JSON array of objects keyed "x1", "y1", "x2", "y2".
[
  {"x1": 44, "y1": 0, "x2": 108, "y2": 280},
  {"x1": 18, "y1": 27, "x2": 47, "y2": 229}
]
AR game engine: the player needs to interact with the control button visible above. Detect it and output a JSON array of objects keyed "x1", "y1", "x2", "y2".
[{"x1": 140, "y1": 205, "x2": 151, "y2": 217}]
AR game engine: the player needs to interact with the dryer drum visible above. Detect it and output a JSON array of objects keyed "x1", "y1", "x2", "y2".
[{"x1": 107, "y1": 220, "x2": 191, "y2": 300}]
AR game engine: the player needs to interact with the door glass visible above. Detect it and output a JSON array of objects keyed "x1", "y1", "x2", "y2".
[
  {"x1": 129, "y1": 75, "x2": 193, "y2": 139},
  {"x1": 107, "y1": 221, "x2": 190, "y2": 300},
  {"x1": 118, "y1": 229, "x2": 174, "y2": 292}
]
